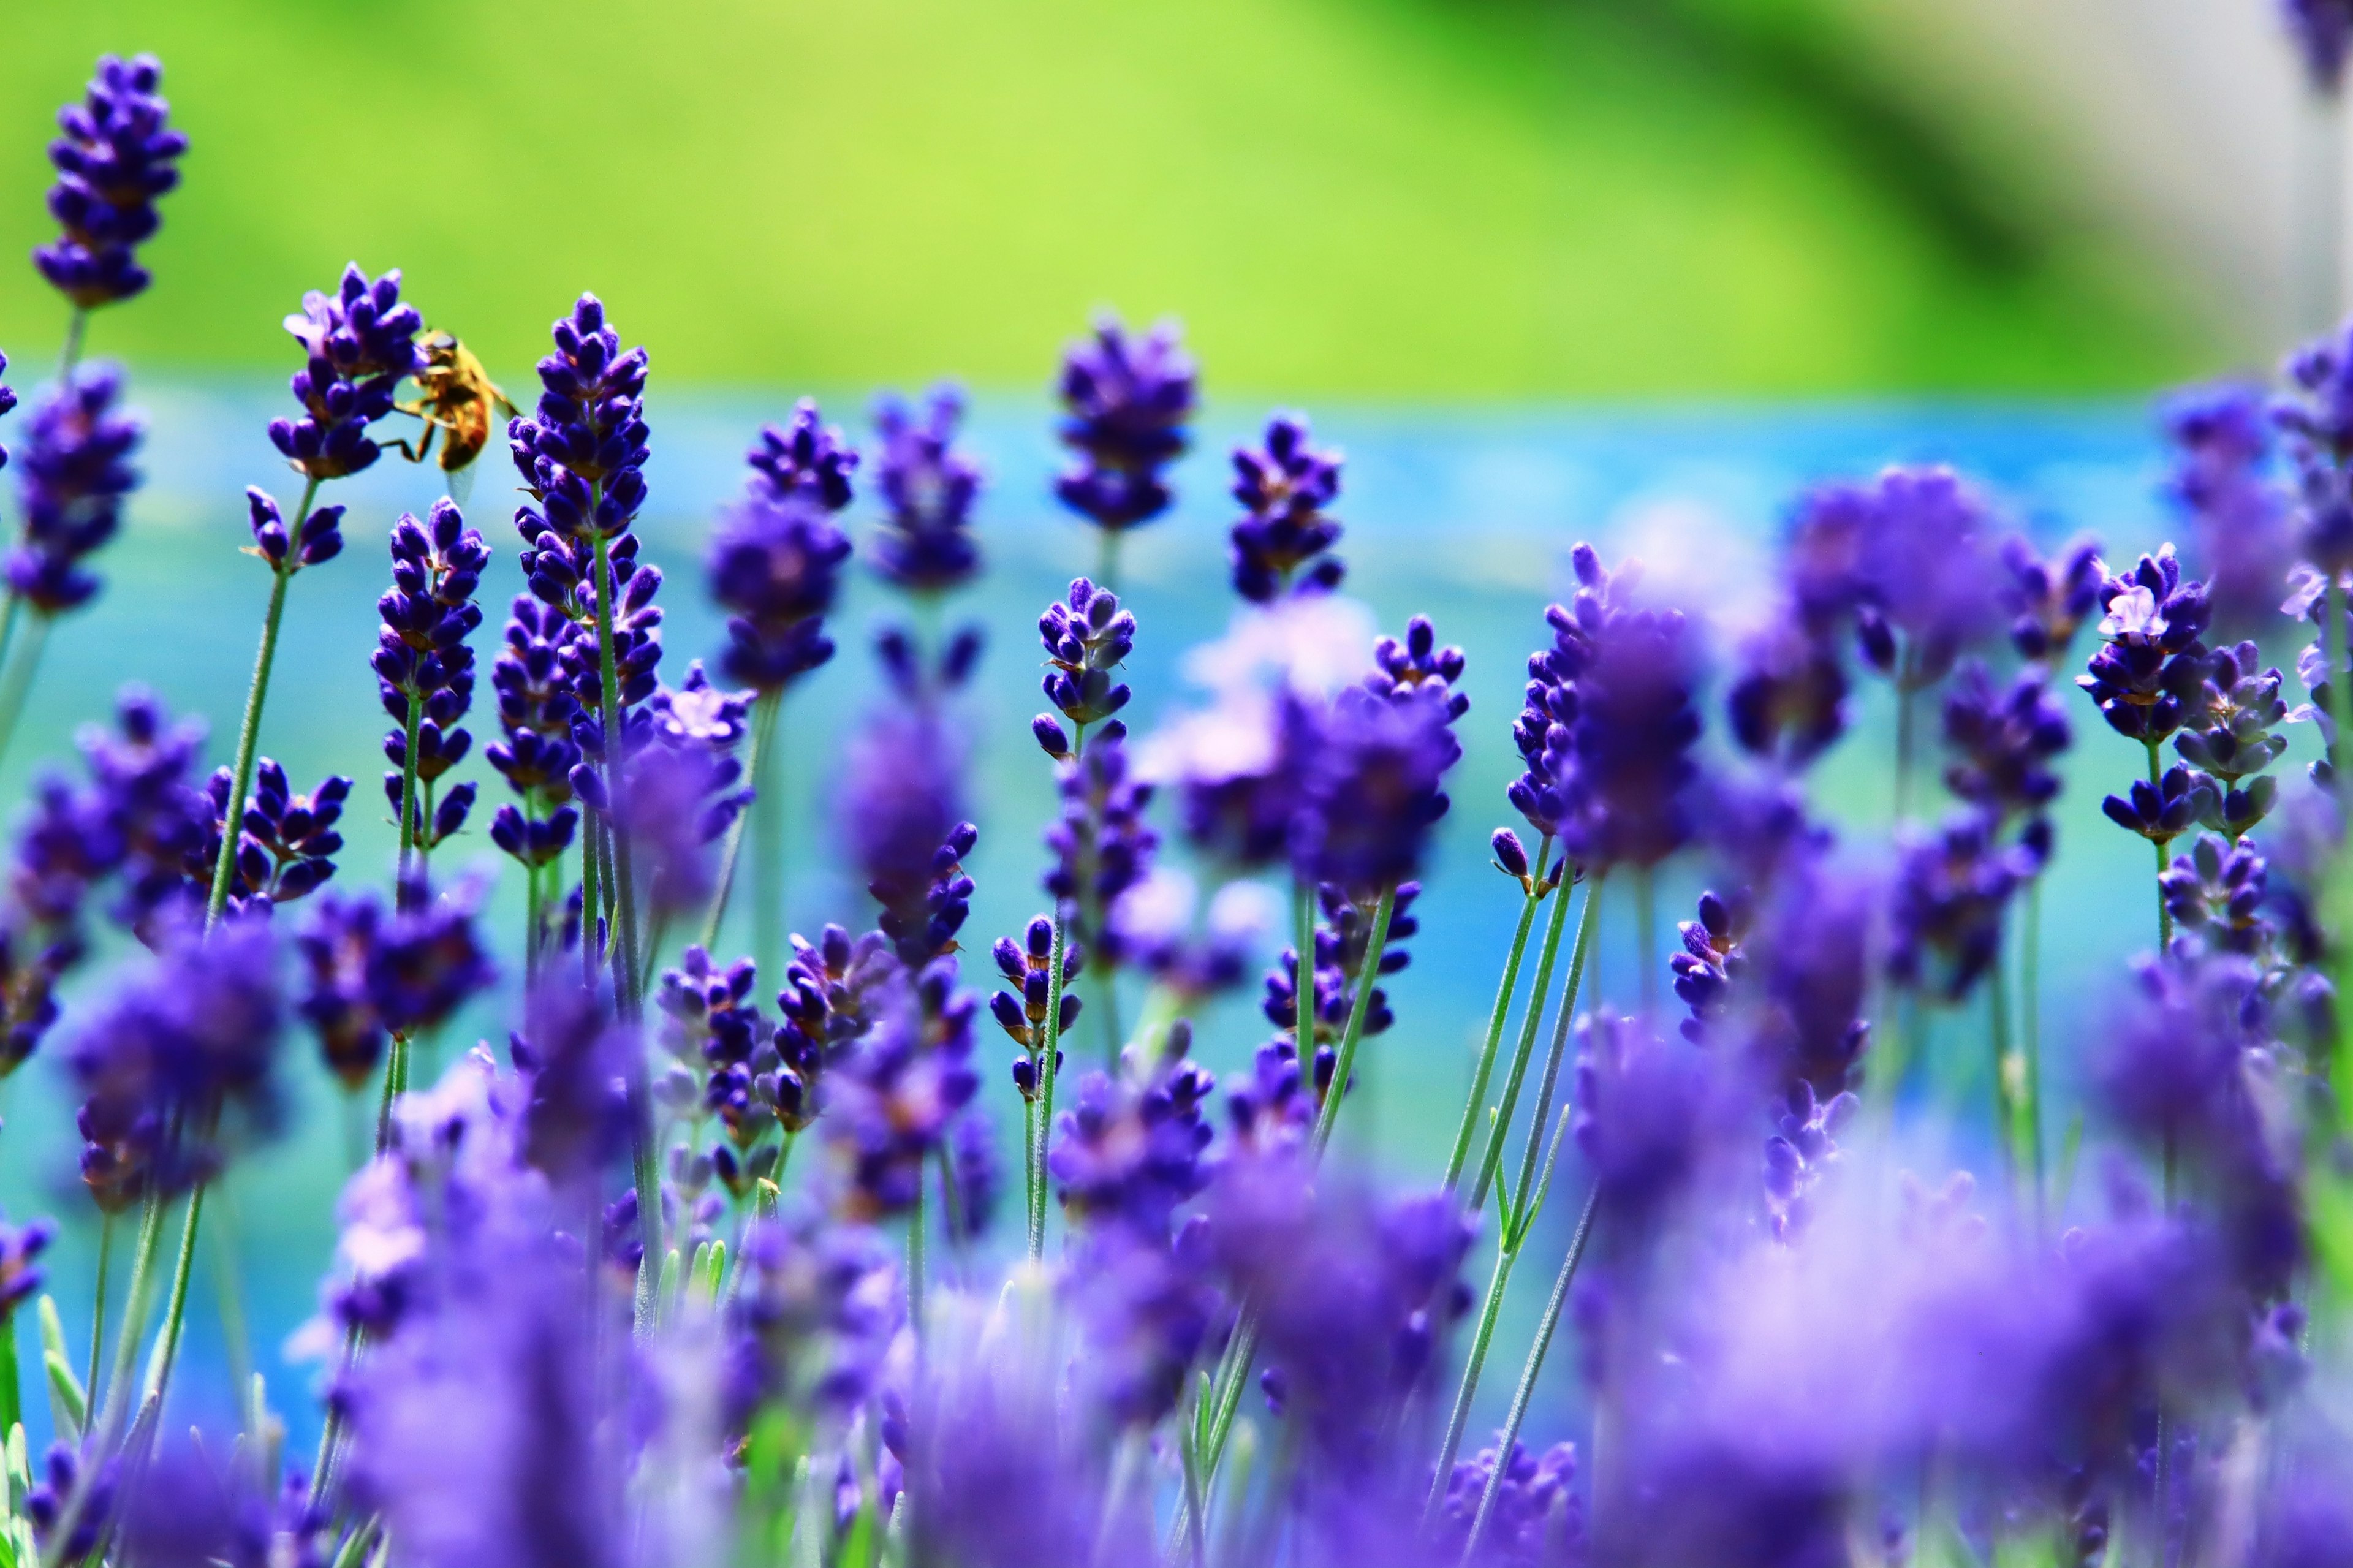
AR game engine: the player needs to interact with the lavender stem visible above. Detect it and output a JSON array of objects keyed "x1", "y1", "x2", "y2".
[
  {"x1": 1473, "y1": 874, "x2": 1597, "y2": 1212},
  {"x1": 1461, "y1": 1184, "x2": 1599, "y2": 1564},
  {"x1": 1442, "y1": 836, "x2": 1552, "y2": 1194},
  {"x1": 0, "y1": 613, "x2": 50, "y2": 777},
  {"x1": 1029, "y1": 907, "x2": 1071, "y2": 1259},
  {"x1": 699, "y1": 687, "x2": 778, "y2": 961},
  {"x1": 85, "y1": 1212, "x2": 112, "y2": 1430},
  {"x1": 205, "y1": 474, "x2": 319, "y2": 930},
  {"x1": 1309, "y1": 885, "x2": 1396, "y2": 1155}
]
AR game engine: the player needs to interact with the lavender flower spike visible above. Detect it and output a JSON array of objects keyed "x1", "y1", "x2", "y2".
[
  {"x1": 1055, "y1": 314, "x2": 1198, "y2": 537},
  {"x1": 9, "y1": 364, "x2": 140, "y2": 615},
  {"x1": 376, "y1": 499, "x2": 489, "y2": 863},
  {"x1": 1230, "y1": 414, "x2": 1344, "y2": 602},
  {"x1": 871, "y1": 384, "x2": 982, "y2": 596},
  {"x1": 34, "y1": 54, "x2": 187, "y2": 312}
]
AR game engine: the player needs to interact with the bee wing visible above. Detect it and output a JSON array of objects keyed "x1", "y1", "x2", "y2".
[{"x1": 445, "y1": 461, "x2": 478, "y2": 508}]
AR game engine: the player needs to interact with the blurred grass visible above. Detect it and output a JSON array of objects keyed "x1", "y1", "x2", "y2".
[{"x1": 0, "y1": 0, "x2": 2204, "y2": 395}]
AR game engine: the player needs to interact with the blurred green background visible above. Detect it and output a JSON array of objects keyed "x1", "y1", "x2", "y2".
[{"x1": 1, "y1": 0, "x2": 2207, "y2": 394}]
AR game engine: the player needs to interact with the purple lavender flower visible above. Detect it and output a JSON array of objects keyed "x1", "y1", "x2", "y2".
[
  {"x1": 843, "y1": 705, "x2": 974, "y2": 966},
  {"x1": 870, "y1": 385, "x2": 982, "y2": 594},
  {"x1": 2078, "y1": 546, "x2": 2212, "y2": 746},
  {"x1": 1433, "y1": 1438, "x2": 1583, "y2": 1566},
  {"x1": 9, "y1": 364, "x2": 140, "y2": 613},
  {"x1": 70, "y1": 912, "x2": 283, "y2": 1206},
  {"x1": 1105, "y1": 871, "x2": 1273, "y2": 1002},
  {"x1": 821, "y1": 974, "x2": 977, "y2": 1221},
  {"x1": 1556, "y1": 549, "x2": 1700, "y2": 869},
  {"x1": 1262, "y1": 881, "x2": 1420, "y2": 1049},
  {"x1": 2283, "y1": 0, "x2": 2353, "y2": 93},
  {"x1": 374, "y1": 499, "x2": 487, "y2": 851},
  {"x1": 1887, "y1": 810, "x2": 2028, "y2": 1000},
  {"x1": 1726, "y1": 612, "x2": 1847, "y2": 768},
  {"x1": 1224, "y1": 1036, "x2": 1319, "y2": 1156},
  {"x1": 574, "y1": 669, "x2": 752, "y2": 918},
  {"x1": 483, "y1": 595, "x2": 584, "y2": 876},
  {"x1": 0, "y1": 1210, "x2": 53, "y2": 1314},
  {"x1": 2162, "y1": 382, "x2": 2294, "y2": 634},
  {"x1": 507, "y1": 979, "x2": 637, "y2": 1186},
  {"x1": 2161, "y1": 833, "x2": 2276, "y2": 955},
  {"x1": 2001, "y1": 532, "x2": 2104, "y2": 663},
  {"x1": 270, "y1": 265, "x2": 424, "y2": 480},
  {"x1": 1789, "y1": 466, "x2": 2007, "y2": 689},
  {"x1": 2102, "y1": 762, "x2": 2216, "y2": 846},
  {"x1": 1034, "y1": 577, "x2": 1135, "y2": 749},
  {"x1": 199, "y1": 758, "x2": 350, "y2": 913},
  {"x1": 1573, "y1": 1011, "x2": 1727, "y2": 1232},
  {"x1": 1507, "y1": 576, "x2": 1620, "y2": 838},
  {"x1": 1366, "y1": 614, "x2": 1469, "y2": 723},
  {"x1": 1064, "y1": 1224, "x2": 1220, "y2": 1428},
  {"x1": 1042, "y1": 734, "x2": 1158, "y2": 963},
  {"x1": 1047, "y1": 1056, "x2": 1215, "y2": 1240},
  {"x1": 1229, "y1": 414, "x2": 1344, "y2": 602},
  {"x1": 1291, "y1": 685, "x2": 1460, "y2": 895},
  {"x1": 297, "y1": 876, "x2": 494, "y2": 1091},
  {"x1": 509, "y1": 293, "x2": 649, "y2": 544},
  {"x1": 990, "y1": 915, "x2": 1081, "y2": 1091},
  {"x1": 241, "y1": 483, "x2": 344, "y2": 574},
  {"x1": 724, "y1": 1208, "x2": 900, "y2": 1431},
  {"x1": 747, "y1": 398, "x2": 859, "y2": 509},
  {"x1": 708, "y1": 490, "x2": 851, "y2": 694},
  {"x1": 1153, "y1": 684, "x2": 1322, "y2": 870},
  {"x1": 1055, "y1": 314, "x2": 1197, "y2": 534},
  {"x1": 1205, "y1": 1165, "x2": 1473, "y2": 1475},
  {"x1": 2176, "y1": 639, "x2": 2288, "y2": 835},
  {"x1": 1941, "y1": 659, "x2": 2068, "y2": 820},
  {"x1": 32, "y1": 55, "x2": 186, "y2": 309},
  {"x1": 2278, "y1": 319, "x2": 2353, "y2": 577},
  {"x1": 26, "y1": 1440, "x2": 115, "y2": 1567},
  {"x1": 773, "y1": 923, "x2": 898, "y2": 1134}
]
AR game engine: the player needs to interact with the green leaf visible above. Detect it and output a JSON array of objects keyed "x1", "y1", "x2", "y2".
[
  {"x1": 654, "y1": 1248, "x2": 683, "y2": 1329},
  {"x1": 40, "y1": 1356, "x2": 83, "y2": 1437},
  {"x1": 754, "y1": 1178, "x2": 782, "y2": 1222},
  {"x1": 328, "y1": 1515, "x2": 380, "y2": 1568},
  {"x1": 695, "y1": 1240, "x2": 727, "y2": 1306},
  {"x1": 31, "y1": 1303, "x2": 67, "y2": 1387}
]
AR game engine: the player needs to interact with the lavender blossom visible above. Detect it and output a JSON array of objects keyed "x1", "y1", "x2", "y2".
[
  {"x1": 1886, "y1": 810, "x2": 2028, "y2": 1001},
  {"x1": 1789, "y1": 465, "x2": 2006, "y2": 690},
  {"x1": 2175, "y1": 640, "x2": 2288, "y2": 836},
  {"x1": 375, "y1": 499, "x2": 488, "y2": 850},
  {"x1": 1229, "y1": 414, "x2": 1344, "y2": 602},
  {"x1": 773, "y1": 924, "x2": 898, "y2": 1134},
  {"x1": 33, "y1": 55, "x2": 186, "y2": 309},
  {"x1": 843, "y1": 705, "x2": 974, "y2": 966},
  {"x1": 990, "y1": 915, "x2": 1080, "y2": 1094},
  {"x1": 708, "y1": 490, "x2": 851, "y2": 694},
  {"x1": 1726, "y1": 612, "x2": 1847, "y2": 768},
  {"x1": 870, "y1": 384, "x2": 982, "y2": 594},
  {"x1": 270, "y1": 265, "x2": 424, "y2": 481},
  {"x1": 200, "y1": 758, "x2": 350, "y2": 913},
  {"x1": 1046, "y1": 1056, "x2": 1216, "y2": 1240},
  {"x1": 821, "y1": 974, "x2": 977, "y2": 1221},
  {"x1": 2078, "y1": 547, "x2": 2212, "y2": 746},
  {"x1": 242, "y1": 484, "x2": 344, "y2": 574},
  {"x1": 1034, "y1": 577, "x2": 1135, "y2": 748},
  {"x1": 70, "y1": 913, "x2": 283, "y2": 1206},
  {"x1": 1054, "y1": 314, "x2": 1197, "y2": 534},
  {"x1": 1042, "y1": 734, "x2": 1158, "y2": 963},
  {"x1": 1292, "y1": 686, "x2": 1460, "y2": 895},
  {"x1": 2001, "y1": 533, "x2": 2104, "y2": 663},
  {"x1": 1366, "y1": 615, "x2": 1469, "y2": 723},
  {"x1": 1941, "y1": 659, "x2": 2068, "y2": 821},
  {"x1": 485, "y1": 596, "x2": 583, "y2": 874},
  {"x1": 9, "y1": 364, "x2": 140, "y2": 613},
  {"x1": 297, "y1": 877, "x2": 494, "y2": 1090},
  {"x1": 2161, "y1": 833, "x2": 2276, "y2": 955},
  {"x1": 1557, "y1": 548, "x2": 1700, "y2": 869},
  {"x1": 746, "y1": 398, "x2": 858, "y2": 510},
  {"x1": 724, "y1": 1208, "x2": 900, "y2": 1431},
  {"x1": 0, "y1": 1210, "x2": 53, "y2": 1314},
  {"x1": 2162, "y1": 382, "x2": 2294, "y2": 633}
]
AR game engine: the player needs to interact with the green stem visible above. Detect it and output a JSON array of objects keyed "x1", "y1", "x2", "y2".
[
  {"x1": 2146, "y1": 739, "x2": 2173, "y2": 952},
  {"x1": 2023, "y1": 877, "x2": 2046, "y2": 1232},
  {"x1": 142, "y1": 1184, "x2": 205, "y2": 1414},
  {"x1": 1990, "y1": 943, "x2": 2017, "y2": 1191},
  {"x1": 1294, "y1": 876, "x2": 1316, "y2": 1056},
  {"x1": 1442, "y1": 841, "x2": 1550, "y2": 1194},
  {"x1": 907, "y1": 1170, "x2": 926, "y2": 1333},
  {"x1": 42, "y1": 1189, "x2": 167, "y2": 1555},
  {"x1": 1029, "y1": 910, "x2": 1071, "y2": 1259},
  {"x1": 701, "y1": 688, "x2": 779, "y2": 960},
  {"x1": 207, "y1": 1189, "x2": 253, "y2": 1437},
  {"x1": 588, "y1": 531, "x2": 644, "y2": 1014},
  {"x1": 395, "y1": 687, "x2": 422, "y2": 878},
  {"x1": 1461, "y1": 1186, "x2": 1601, "y2": 1564},
  {"x1": 1474, "y1": 876, "x2": 1599, "y2": 1211},
  {"x1": 0, "y1": 1303, "x2": 20, "y2": 1444},
  {"x1": 1096, "y1": 958, "x2": 1122, "y2": 1066},
  {"x1": 207, "y1": 530, "x2": 307, "y2": 929},
  {"x1": 1468, "y1": 874, "x2": 1578, "y2": 1212},
  {"x1": 580, "y1": 814, "x2": 602, "y2": 982},
  {"x1": 0, "y1": 612, "x2": 50, "y2": 779},
  {"x1": 86, "y1": 1213, "x2": 113, "y2": 1429},
  {"x1": 1427, "y1": 1104, "x2": 1577, "y2": 1527},
  {"x1": 1021, "y1": 1086, "x2": 1039, "y2": 1262},
  {"x1": 374, "y1": 1031, "x2": 410, "y2": 1152},
  {"x1": 1309, "y1": 887, "x2": 1396, "y2": 1155},
  {"x1": 58, "y1": 308, "x2": 86, "y2": 382},
  {"x1": 1096, "y1": 528, "x2": 1122, "y2": 595},
  {"x1": 2331, "y1": 580, "x2": 2351, "y2": 788}
]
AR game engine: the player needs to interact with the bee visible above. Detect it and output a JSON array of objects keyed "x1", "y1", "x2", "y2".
[{"x1": 393, "y1": 330, "x2": 519, "y2": 479}]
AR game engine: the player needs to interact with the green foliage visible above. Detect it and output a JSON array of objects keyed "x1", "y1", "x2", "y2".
[{"x1": 0, "y1": 0, "x2": 2202, "y2": 393}]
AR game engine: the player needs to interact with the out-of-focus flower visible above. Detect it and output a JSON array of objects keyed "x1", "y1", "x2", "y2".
[
  {"x1": 34, "y1": 54, "x2": 186, "y2": 309},
  {"x1": 1055, "y1": 314, "x2": 1197, "y2": 535},
  {"x1": 1229, "y1": 414, "x2": 1344, "y2": 602},
  {"x1": 2001, "y1": 533, "x2": 2105, "y2": 664},
  {"x1": 746, "y1": 398, "x2": 858, "y2": 510},
  {"x1": 871, "y1": 384, "x2": 982, "y2": 594},
  {"x1": 9, "y1": 364, "x2": 140, "y2": 613},
  {"x1": 2162, "y1": 383, "x2": 2294, "y2": 634},
  {"x1": 1941, "y1": 659, "x2": 2068, "y2": 822}
]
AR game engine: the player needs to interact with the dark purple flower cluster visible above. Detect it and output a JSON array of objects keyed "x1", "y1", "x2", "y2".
[
  {"x1": 1042, "y1": 736, "x2": 1158, "y2": 964},
  {"x1": 844, "y1": 705, "x2": 975, "y2": 966},
  {"x1": 1509, "y1": 572, "x2": 1618, "y2": 838},
  {"x1": 1032, "y1": 577, "x2": 1134, "y2": 756},
  {"x1": 484, "y1": 596, "x2": 584, "y2": 873},
  {"x1": 1230, "y1": 414, "x2": 1344, "y2": 602},
  {"x1": 9, "y1": 365, "x2": 140, "y2": 613},
  {"x1": 2161, "y1": 833, "x2": 2276, "y2": 956},
  {"x1": 297, "y1": 877, "x2": 494, "y2": 1090},
  {"x1": 773, "y1": 923, "x2": 898, "y2": 1135},
  {"x1": 1366, "y1": 615, "x2": 1469, "y2": 724},
  {"x1": 2284, "y1": 0, "x2": 2353, "y2": 94},
  {"x1": 1262, "y1": 882, "x2": 1421, "y2": 1049},
  {"x1": 654, "y1": 945, "x2": 788, "y2": 1188},
  {"x1": 1055, "y1": 315, "x2": 1197, "y2": 534},
  {"x1": 1887, "y1": 812, "x2": 2036, "y2": 1000},
  {"x1": 748, "y1": 398, "x2": 859, "y2": 508},
  {"x1": 1672, "y1": 856, "x2": 1873, "y2": 1105},
  {"x1": 199, "y1": 758, "x2": 350, "y2": 914},
  {"x1": 1787, "y1": 465, "x2": 2006, "y2": 692},
  {"x1": 1292, "y1": 685, "x2": 1460, "y2": 895},
  {"x1": 724, "y1": 1209, "x2": 900, "y2": 1431},
  {"x1": 242, "y1": 483, "x2": 344, "y2": 575},
  {"x1": 2078, "y1": 546, "x2": 2212, "y2": 746},
  {"x1": 2000, "y1": 533, "x2": 2104, "y2": 663},
  {"x1": 0, "y1": 1209, "x2": 53, "y2": 1316},
  {"x1": 70, "y1": 914, "x2": 283, "y2": 1208},
  {"x1": 708, "y1": 490, "x2": 851, "y2": 695},
  {"x1": 821, "y1": 971, "x2": 979, "y2": 1222},
  {"x1": 1941, "y1": 659, "x2": 2067, "y2": 822},
  {"x1": 1572, "y1": 1012, "x2": 1724, "y2": 1233},
  {"x1": 2161, "y1": 382, "x2": 2294, "y2": 634},
  {"x1": 376, "y1": 500, "x2": 488, "y2": 851},
  {"x1": 271, "y1": 265, "x2": 424, "y2": 481},
  {"x1": 576, "y1": 667, "x2": 753, "y2": 918},
  {"x1": 33, "y1": 55, "x2": 186, "y2": 309},
  {"x1": 870, "y1": 385, "x2": 982, "y2": 594},
  {"x1": 990, "y1": 915, "x2": 1080, "y2": 1096},
  {"x1": 1554, "y1": 549, "x2": 1700, "y2": 869},
  {"x1": 510, "y1": 293, "x2": 650, "y2": 545},
  {"x1": 1432, "y1": 1438, "x2": 1582, "y2": 1566},
  {"x1": 2177, "y1": 640, "x2": 2288, "y2": 836},
  {"x1": 1047, "y1": 1051, "x2": 1215, "y2": 1240}
]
